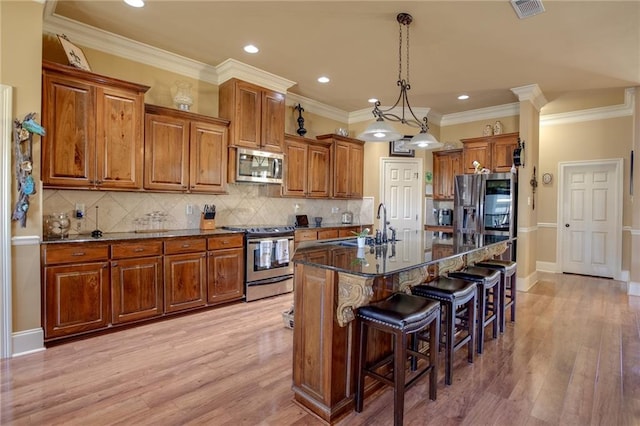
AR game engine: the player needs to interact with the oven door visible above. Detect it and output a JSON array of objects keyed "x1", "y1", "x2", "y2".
[{"x1": 246, "y1": 235, "x2": 294, "y2": 282}]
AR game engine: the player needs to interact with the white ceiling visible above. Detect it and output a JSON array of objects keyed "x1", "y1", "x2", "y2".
[{"x1": 48, "y1": 0, "x2": 640, "y2": 118}]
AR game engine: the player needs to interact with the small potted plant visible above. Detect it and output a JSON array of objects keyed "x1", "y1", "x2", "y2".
[{"x1": 352, "y1": 227, "x2": 370, "y2": 248}]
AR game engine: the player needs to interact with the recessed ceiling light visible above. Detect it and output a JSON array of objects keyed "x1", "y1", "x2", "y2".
[
  {"x1": 368, "y1": 98, "x2": 378, "y2": 104},
  {"x1": 244, "y1": 44, "x2": 259, "y2": 54},
  {"x1": 124, "y1": 0, "x2": 144, "y2": 7},
  {"x1": 458, "y1": 94, "x2": 470, "y2": 100},
  {"x1": 317, "y1": 76, "x2": 330, "y2": 84}
]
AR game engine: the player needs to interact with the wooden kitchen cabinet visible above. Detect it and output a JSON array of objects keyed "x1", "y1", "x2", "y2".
[
  {"x1": 41, "y1": 60, "x2": 149, "y2": 190},
  {"x1": 41, "y1": 243, "x2": 110, "y2": 340},
  {"x1": 282, "y1": 134, "x2": 331, "y2": 198},
  {"x1": 144, "y1": 105, "x2": 230, "y2": 193},
  {"x1": 110, "y1": 241, "x2": 163, "y2": 324},
  {"x1": 317, "y1": 134, "x2": 364, "y2": 199},
  {"x1": 433, "y1": 149, "x2": 462, "y2": 200},
  {"x1": 461, "y1": 132, "x2": 519, "y2": 174},
  {"x1": 207, "y1": 235, "x2": 244, "y2": 304},
  {"x1": 218, "y1": 78, "x2": 285, "y2": 153},
  {"x1": 164, "y1": 238, "x2": 207, "y2": 313}
]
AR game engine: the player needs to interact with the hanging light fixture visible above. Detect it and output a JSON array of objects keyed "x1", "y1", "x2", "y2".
[{"x1": 358, "y1": 13, "x2": 443, "y2": 150}]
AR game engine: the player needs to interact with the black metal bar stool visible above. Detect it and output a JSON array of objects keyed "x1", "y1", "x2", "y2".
[
  {"x1": 475, "y1": 260, "x2": 517, "y2": 332},
  {"x1": 355, "y1": 292, "x2": 440, "y2": 426},
  {"x1": 449, "y1": 266, "x2": 501, "y2": 354},
  {"x1": 411, "y1": 277, "x2": 476, "y2": 386}
]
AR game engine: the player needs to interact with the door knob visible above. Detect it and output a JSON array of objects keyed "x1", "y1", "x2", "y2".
[{"x1": 565, "y1": 224, "x2": 570, "y2": 227}]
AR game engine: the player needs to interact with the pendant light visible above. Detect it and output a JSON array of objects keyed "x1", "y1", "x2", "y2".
[{"x1": 357, "y1": 13, "x2": 442, "y2": 150}]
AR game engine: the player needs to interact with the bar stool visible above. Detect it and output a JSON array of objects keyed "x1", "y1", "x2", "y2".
[
  {"x1": 475, "y1": 259, "x2": 517, "y2": 332},
  {"x1": 449, "y1": 267, "x2": 501, "y2": 354},
  {"x1": 355, "y1": 292, "x2": 440, "y2": 426},
  {"x1": 411, "y1": 277, "x2": 477, "y2": 386}
]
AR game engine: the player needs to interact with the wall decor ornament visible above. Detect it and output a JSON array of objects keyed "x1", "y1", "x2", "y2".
[
  {"x1": 493, "y1": 120, "x2": 503, "y2": 135},
  {"x1": 12, "y1": 112, "x2": 45, "y2": 227},
  {"x1": 483, "y1": 124, "x2": 493, "y2": 136},
  {"x1": 294, "y1": 103, "x2": 307, "y2": 136},
  {"x1": 57, "y1": 34, "x2": 91, "y2": 71}
]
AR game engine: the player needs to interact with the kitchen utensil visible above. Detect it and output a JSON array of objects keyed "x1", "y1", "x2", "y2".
[
  {"x1": 341, "y1": 211, "x2": 353, "y2": 224},
  {"x1": 204, "y1": 204, "x2": 216, "y2": 219}
]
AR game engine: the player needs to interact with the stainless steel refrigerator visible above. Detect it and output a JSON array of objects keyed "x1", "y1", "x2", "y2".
[{"x1": 453, "y1": 173, "x2": 517, "y2": 257}]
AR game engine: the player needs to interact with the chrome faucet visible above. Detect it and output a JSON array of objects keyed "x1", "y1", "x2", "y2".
[{"x1": 377, "y1": 203, "x2": 389, "y2": 243}]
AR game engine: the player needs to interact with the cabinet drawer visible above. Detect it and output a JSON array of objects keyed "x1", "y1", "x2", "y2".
[
  {"x1": 164, "y1": 238, "x2": 207, "y2": 254},
  {"x1": 317, "y1": 229, "x2": 339, "y2": 240},
  {"x1": 43, "y1": 244, "x2": 109, "y2": 265},
  {"x1": 208, "y1": 234, "x2": 243, "y2": 250},
  {"x1": 111, "y1": 241, "x2": 163, "y2": 259},
  {"x1": 295, "y1": 230, "x2": 318, "y2": 242}
]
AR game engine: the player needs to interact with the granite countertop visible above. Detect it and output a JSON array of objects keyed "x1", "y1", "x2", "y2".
[
  {"x1": 41, "y1": 228, "x2": 244, "y2": 244},
  {"x1": 293, "y1": 231, "x2": 513, "y2": 278}
]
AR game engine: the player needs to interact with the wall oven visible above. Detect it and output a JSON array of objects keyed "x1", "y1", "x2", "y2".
[{"x1": 224, "y1": 225, "x2": 294, "y2": 301}]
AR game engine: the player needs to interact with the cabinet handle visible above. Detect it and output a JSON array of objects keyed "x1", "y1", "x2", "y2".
[
  {"x1": 71, "y1": 252, "x2": 86, "y2": 256},
  {"x1": 134, "y1": 248, "x2": 145, "y2": 252},
  {"x1": 182, "y1": 185, "x2": 188, "y2": 189},
  {"x1": 182, "y1": 244, "x2": 191, "y2": 248},
  {"x1": 112, "y1": 262, "x2": 118, "y2": 267}
]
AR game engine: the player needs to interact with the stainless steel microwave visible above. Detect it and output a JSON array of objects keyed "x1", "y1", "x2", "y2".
[{"x1": 236, "y1": 148, "x2": 284, "y2": 184}]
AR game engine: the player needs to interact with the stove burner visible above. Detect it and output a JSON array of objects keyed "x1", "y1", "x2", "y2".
[{"x1": 223, "y1": 225, "x2": 295, "y2": 236}]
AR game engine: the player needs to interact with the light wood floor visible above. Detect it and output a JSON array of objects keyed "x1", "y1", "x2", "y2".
[{"x1": 2, "y1": 272, "x2": 639, "y2": 425}]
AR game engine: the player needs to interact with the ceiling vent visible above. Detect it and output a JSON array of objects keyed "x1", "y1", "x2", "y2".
[{"x1": 511, "y1": 0, "x2": 545, "y2": 19}]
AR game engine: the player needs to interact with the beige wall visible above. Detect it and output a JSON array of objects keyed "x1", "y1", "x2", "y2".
[
  {"x1": 439, "y1": 115, "x2": 519, "y2": 146},
  {"x1": 2, "y1": 1, "x2": 44, "y2": 332}
]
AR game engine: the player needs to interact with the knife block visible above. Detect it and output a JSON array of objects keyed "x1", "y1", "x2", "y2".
[{"x1": 200, "y1": 214, "x2": 216, "y2": 230}]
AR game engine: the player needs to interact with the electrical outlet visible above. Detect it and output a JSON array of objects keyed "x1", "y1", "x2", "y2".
[
  {"x1": 75, "y1": 203, "x2": 85, "y2": 219},
  {"x1": 331, "y1": 207, "x2": 339, "y2": 214},
  {"x1": 186, "y1": 204, "x2": 193, "y2": 215}
]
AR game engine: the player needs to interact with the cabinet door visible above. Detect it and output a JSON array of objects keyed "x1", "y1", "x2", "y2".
[
  {"x1": 450, "y1": 151, "x2": 463, "y2": 198},
  {"x1": 333, "y1": 142, "x2": 350, "y2": 198},
  {"x1": 282, "y1": 138, "x2": 308, "y2": 197},
  {"x1": 260, "y1": 89, "x2": 285, "y2": 153},
  {"x1": 433, "y1": 152, "x2": 450, "y2": 200},
  {"x1": 207, "y1": 247, "x2": 244, "y2": 304},
  {"x1": 348, "y1": 143, "x2": 364, "y2": 199},
  {"x1": 96, "y1": 86, "x2": 144, "y2": 189},
  {"x1": 492, "y1": 137, "x2": 518, "y2": 172},
  {"x1": 234, "y1": 81, "x2": 262, "y2": 149},
  {"x1": 164, "y1": 252, "x2": 207, "y2": 313},
  {"x1": 41, "y1": 73, "x2": 96, "y2": 187},
  {"x1": 189, "y1": 120, "x2": 228, "y2": 193},
  {"x1": 462, "y1": 141, "x2": 491, "y2": 174},
  {"x1": 307, "y1": 143, "x2": 331, "y2": 198},
  {"x1": 111, "y1": 256, "x2": 163, "y2": 324},
  {"x1": 44, "y1": 262, "x2": 109, "y2": 339},
  {"x1": 144, "y1": 113, "x2": 190, "y2": 191}
]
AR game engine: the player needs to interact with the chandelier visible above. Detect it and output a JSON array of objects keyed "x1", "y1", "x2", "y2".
[{"x1": 358, "y1": 13, "x2": 443, "y2": 150}]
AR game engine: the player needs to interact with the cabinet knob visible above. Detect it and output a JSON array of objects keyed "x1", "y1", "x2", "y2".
[
  {"x1": 134, "y1": 248, "x2": 145, "y2": 252},
  {"x1": 182, "y1": 244, "x2": 191, "y2": 248},
  {"x1": 112, "y1": 262, "x2": 118, "y2": 267},
  {"x1": 71, "y1": 252, "x2": 86, "y2": 256}
]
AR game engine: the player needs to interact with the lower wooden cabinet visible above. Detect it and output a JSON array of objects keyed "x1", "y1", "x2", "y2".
[
  {"x1": 44, "y1": 261, "x2": 110, "y2": 339},
  {"x1": 41, "y1": 233, "x2": 244, "y2": 343}
]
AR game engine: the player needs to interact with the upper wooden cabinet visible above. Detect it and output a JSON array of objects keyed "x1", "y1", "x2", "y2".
[
  {"x1": 144, "y1": 105, "x2": 230, "y2": 193},
  {"x1": 461, "y1": 132, "x2": 519, "y2": 174},
  {"x1": 282, "y1": 134, "x2": 331, "y2": 198},
  {"x1": 218, "y1": 78, "x2": 285, "y2": 153},
  {"x1": 317, "y1": 134, "x2": 364, "y2": 199},
  {"x1": 433, "y1": 149, "x2": 462, "y2": 200},
  {"x1": 41, "y1": 60, "x2": 150, "y2": 190}
]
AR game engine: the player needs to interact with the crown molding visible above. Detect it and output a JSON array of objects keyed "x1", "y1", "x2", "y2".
[
  {"x1": 540, "y1": 87, "x2": 635, "y2": 126},
  {"x1": 285, "y1": 93, "x2": 349, "y2": 123},
  {"x1": 511, "y1": 83, "x2": 548, "y2": 111},
  {"x1": 215, "y1": 59, "x2": 295, "y2": 94},
  {"x1": 440, "y1": 103, "x2": 520, "y2": 126}
]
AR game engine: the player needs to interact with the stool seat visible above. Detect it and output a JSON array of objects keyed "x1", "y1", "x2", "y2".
[
  {"x1": 356, "y1": 293, "x2": 440, "y2": 426},
  {"x1": 449, "y1": 267, "x2": 501, "y2": 354},
  {"x1": 475, "y1": 260, "x2": 517, "y2": 332},
  {"x1": 358, "y1": 293, "x2": 441, "y2": 330},
  {"x1": 412, "y1": 277, "x2": 476, "y2": 386}
]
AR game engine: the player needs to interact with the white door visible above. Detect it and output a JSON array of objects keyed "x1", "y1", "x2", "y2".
[
  {"x1": 559, "y1": 160, "x2": 622, "y2": 278},
  {"x1": 381, "y1": 158, "x2": 422, "y2": 240}
]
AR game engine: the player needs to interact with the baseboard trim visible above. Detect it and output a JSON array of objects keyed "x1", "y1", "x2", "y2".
[
  {"x1": 536, "y1": 261, "x2": 559, "y2": 273},
  {"x1": 517, "y1": 270, "x2": 538, "y2": 292},
  {"x1": 629, "y1": 281, "x2": 640, "y2": 297},
  {"x1": 12, "y1": 328, "x2": 45, "y2": 357}
]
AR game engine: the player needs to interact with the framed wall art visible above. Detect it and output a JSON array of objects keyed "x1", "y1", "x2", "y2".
[
  {"x1": 389, "y1": 136, "x2": 414, "y2": 157},
  {"x1": 57, "y1": 34, "x2": 91, "y2": 72}
]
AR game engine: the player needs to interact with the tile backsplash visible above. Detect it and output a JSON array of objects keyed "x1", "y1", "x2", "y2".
[{"x1": 43, "y1": 185, "x2": 373, "y2": 236}]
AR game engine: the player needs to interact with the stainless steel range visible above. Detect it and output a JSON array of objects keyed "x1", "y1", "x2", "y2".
[{"x1": 223, "y1": 225, "x2": 295, "y2": 301}]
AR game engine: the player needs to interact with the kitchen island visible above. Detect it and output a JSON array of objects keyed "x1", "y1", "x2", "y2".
[{"x1": 291, "y1": 231, "x2": 514, "y2": 423}]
